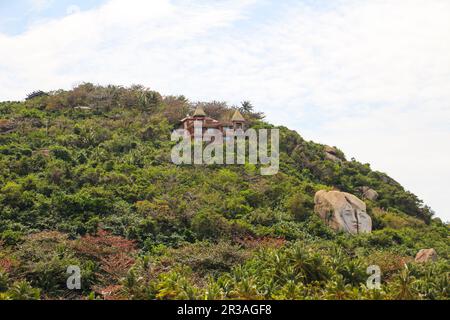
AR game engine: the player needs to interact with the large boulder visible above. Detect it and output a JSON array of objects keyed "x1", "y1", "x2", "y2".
[
  {"x1": 314, "y1": 190, "x2": 372, "y2": 234},
  {"x1": 324, "y1": 145, "x2": 337, "y2": 154},
  {"x1": 415, "y1": 249, "x2": 437, "y2": 263},
  {"x1": 361, "y1": 186, "x2": 379, "y2": 201},
  {"x1": 323, "y1": 146, "x2": 343, "y2": 163}
]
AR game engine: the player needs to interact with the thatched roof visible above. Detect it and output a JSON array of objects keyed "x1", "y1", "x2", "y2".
[
  {"x1": 231, "y1": 109, "x2": 246, "y2": 122},
  {"x1": 193, "y1": 106, "x2": 207, "y2": 117}
]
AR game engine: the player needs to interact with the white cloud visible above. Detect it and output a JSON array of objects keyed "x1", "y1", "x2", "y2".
[
  {"x1": 66, "y1": 5, "x2": 81, "y2": 15},
  {"x1": 0, "y1": 0, "x2": 449, "y2": 220},
  {"x1": 29, "y1": 0, "x2": 54, "y2": 12}
]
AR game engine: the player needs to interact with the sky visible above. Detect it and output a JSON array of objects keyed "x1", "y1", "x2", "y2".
[{"x1": 0, "y1": 0, "x2": 449, "y2": 221}]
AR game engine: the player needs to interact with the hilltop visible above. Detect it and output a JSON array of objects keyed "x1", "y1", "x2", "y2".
[{"x1": 0, "y1": 84, "x2": 448, "y2": 300}]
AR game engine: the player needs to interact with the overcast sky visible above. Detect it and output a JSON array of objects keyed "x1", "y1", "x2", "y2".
[{"x1": 0, "y1": 0, "x2": 449, "y2": 221}]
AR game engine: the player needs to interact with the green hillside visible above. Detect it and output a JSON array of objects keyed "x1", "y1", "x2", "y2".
[{"x1": 0, "y1": 84, "x2": 448, "y2": 300}]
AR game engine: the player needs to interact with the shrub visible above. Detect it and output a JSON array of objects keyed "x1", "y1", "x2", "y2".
[
  {"x1": 13, "y1": 232, "x2": 79, "y2": 294},
  {"x1": 164, "y1": 242, "x2": 249, "y2": 276},
  {"x1": 50, "y1": 146, "x2": 72, "y2": 162},
  {"x1": 0, "y1": 230, "x2": 23, "y2": 246},
  {"x1": 191, "y1": 211, "x2": 230, "y2": 240},
  {"x1": 7, "y1": 280, "x2": 40, "y2": 300},
  {"x1": 0, "y1": 272, "x2": 9, "y2": 292},
  {"x1": 286, "y1": 193, "x2": 312, "y2": 222},
  {"x1": 73, "y1": 230, "x2": 136, "y2": 261}
]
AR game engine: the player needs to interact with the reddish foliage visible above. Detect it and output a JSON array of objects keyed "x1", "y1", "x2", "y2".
[
  {"x1": 73, "y1": 230, "x2": 137, "y2": 296},
  {"x1": 73, "y1": 229, "x2": 136, "y2": 260},
  {"x1": 95, "y1": 284, "x2": 125, "y2": 300},
  {"x1": 0, "y1": 240, "x2": 15, "y2": 273},
  {"x1": 98, "y1": 253, "x2": 135, "y2": 283},
  {"x1": 0, "y1": 257, "x2": 13, "y2": 273},
  {"x1": 236, "y1": 236, "x2": 287, "y2": 250}
]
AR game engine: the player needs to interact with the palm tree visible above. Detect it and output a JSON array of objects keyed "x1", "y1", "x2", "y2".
[
  {"x1": 240, "y1": 101, "x2": 254, "y2": 113},
  {"x1": 393, "y1": 265, "x2": 418, "y2": 300}
]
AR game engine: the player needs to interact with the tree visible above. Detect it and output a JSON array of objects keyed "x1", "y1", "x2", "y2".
[
  {"x1": 138, "y1": 90, "x2": 161, "y2": 112},
  {"x1": 240, "y1": 101, "x2": 254, "y2": 113},
  {"x1": 26, "y1": 91, "x2": 48, "y2": 100},
  {"x1": 191, "y1": 211, "x2": 230, "y2": 239}
]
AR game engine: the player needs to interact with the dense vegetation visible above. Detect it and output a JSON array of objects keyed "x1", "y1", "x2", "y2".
[{"x1": 0, "y1": 84, "x2": 448, "y2": 300}]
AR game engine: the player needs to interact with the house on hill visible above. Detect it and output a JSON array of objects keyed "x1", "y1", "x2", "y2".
[{"x1": 179, "y1": 106, "x2": 246, "y2": 137}]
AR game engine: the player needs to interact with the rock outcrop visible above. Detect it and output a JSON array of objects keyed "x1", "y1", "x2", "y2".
[
  {"x1": 323, "y1": 146, "x2": 343, "y2": 163},
  {"x1": 361, "y1": 186, "x2": 379, "y2": 201},
  {"x1": 314, "y1": 190, "x2": 372, "y2": 234},
  {"x1": 415, "y1": 249, "x2": 438, "y2": 263}
]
